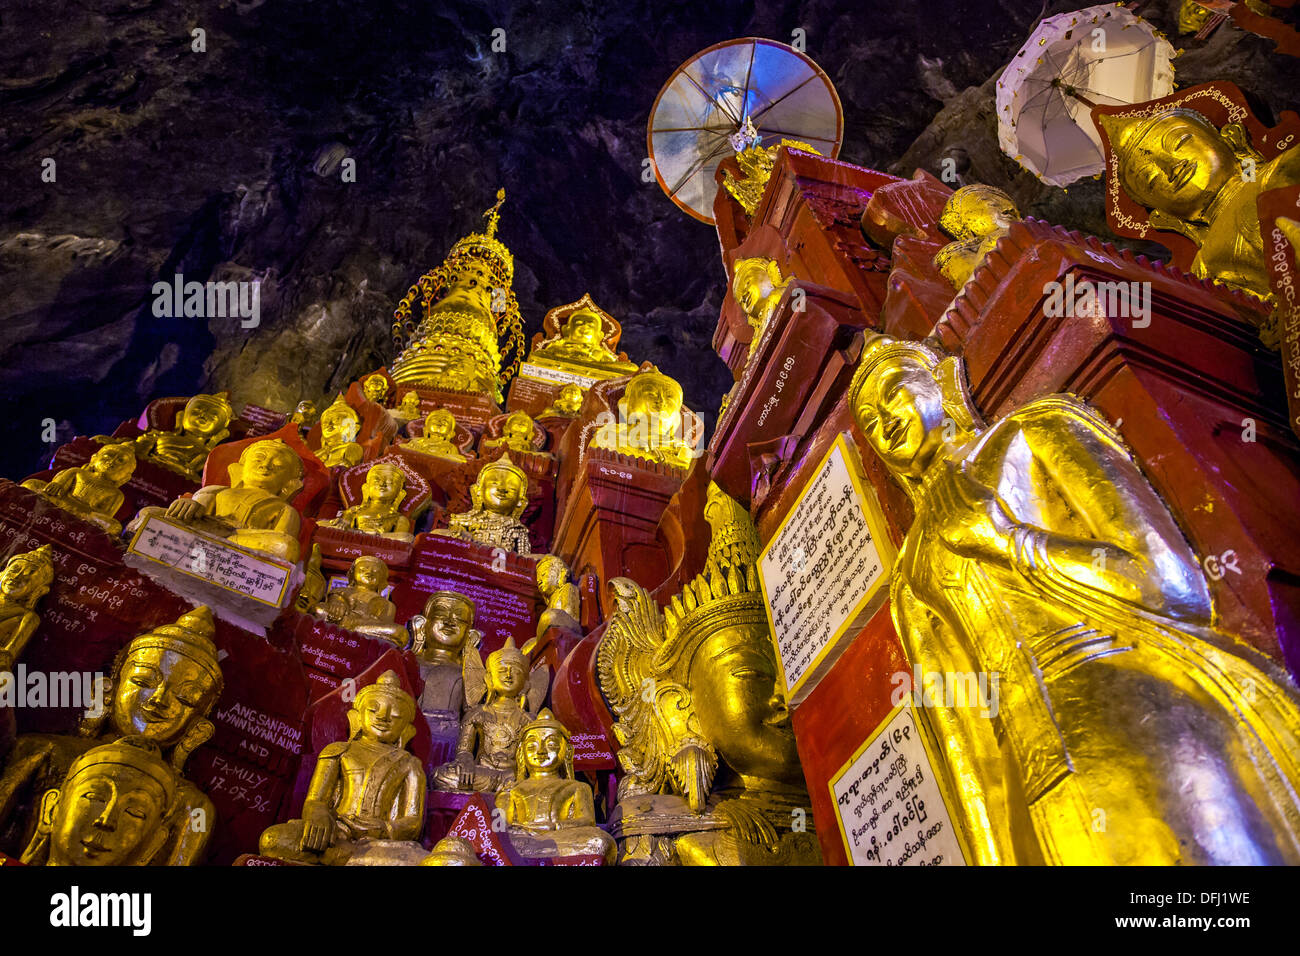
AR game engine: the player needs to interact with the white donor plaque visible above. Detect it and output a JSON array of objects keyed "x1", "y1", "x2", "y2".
[
  {"x1": 831, "y1": 705, "x2": 966, "y2": 866},
  {"x1": 517, "y1": 362, "x2": 601, "y2": 388},
  {"x1": 759, "y1": 434, "x2": 892, "y2": 702},
  {"x1": 129, "y1": 515, "x2": 293, "y2": 607}
]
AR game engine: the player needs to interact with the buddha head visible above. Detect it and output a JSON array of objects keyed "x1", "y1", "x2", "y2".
[
  {"x1": 398, "y1": 391, "x2": 422, "y2": 417},
  {"x1": 470, "y1": 454, "x2": 529, "y2": 519},
  {"x1": 501, "y1": 411, "x2": 536, "y2": 448},
  {"x1": 621, "y1": 369, "x2": 684, "y2": 440},
  {"x1": 937, "y1": 184, "x2": 1019, "y2": 242},
  {"x1": 485, "y1": 638, "x2": 529, "y2": 702},
  {"x1": 420, "y1": 835, "x2": 484, "y2": 866},
  {"x1": 88, "y1": 443, "x2": 137, "y2": 485},
  {"x1": 347, "y1": 555, "x2": 389, "y2": 594},
  {"x1": 535, "y1": 555, "x2": 570, "y2": 594},
  {"x1": 562, "y1": 309, "x2": 605, "y2": 346},
  {"x1": 422, "y1": 408, "x2": 457, "y2": 443},
  {"x1": 347, "y1": 670, "x2": 417, "y2": 748},
  {"x1": 360, "y1": 462, "x2": 406, "y2": 509},
  {"x1": 178, "y1": 393, "x2": 233, "y2": 440},
  {"x1": 515, "y1": 709, "x2": 574, "y2": 782},
  {"x1": 414, "y1": 590, "x2": 480, "y2": 662},
  {"x1": 731, "y1": 257, "x2": 788, "y2": 331},
  {"x1": 230, "y1": 439, "x2": 304, "y2": 499},
  {"x1": 362, "y1": 374, "x2": 391, "y2": 405},
  {"x1": 319, "y1": 395, "x2": 361, "y2": 447},
  {"x1": 291, "y1": 400, "x2": 318, "y2": 425},
  {"x1": 1, "y1": 544, "x2": 55, "y2": 610},
  {"x1": 552, "y1": 384, "x2": 584, "y2": 416},
  {"x1": 29, "y1": 736, "x2": 176, "y2": 866}
]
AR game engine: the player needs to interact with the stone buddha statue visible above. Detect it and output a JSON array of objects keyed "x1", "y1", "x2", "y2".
[
  {"x1": 482, "y1": 410, "x2": 542, "y2": 456},
  {"x1": 361, "y1": 374, "x2": 391, "y2": 407},
  {"x1": 312, "y1": 556, "x2": 408, "y2": 647},
  {"x1": 732, "y1": 257, "x2": 790, "y2": 338},
  {"x1": 533, "y1": 308, "x2": 635, "y2": 373},
  {"x1": 403, "y1": 408, "x2": 467, "y2": 462},
  {"x1": 431, "y1": 637, "x2": 548, "y2": 793},
  {"x1": 496, "y1": 709, "x2": 617, "y2": 862},
  {"x1": 318, "y1": 461, "x2": 413, "y2": 541},
  {"x1": 117, "y1": 392, "x2": 234, "y2": 482},
  {"x1": 932, "y1": 184, "x2": 1020, "y2": 290},
  {"x1": 539, "y1": 383, "x2": 585, "y2": 419},
  {"x1": 590, "y1": 368, "x2": 698, "y2": 470},
  {"x1": 130, "y1": 438, "x2": 304, "y2": 563},
  {"x1": 435, "y1": 454, "x2": 532, "y2": 555},
  {"x1": 21, "y1": 736, "x2": 177, "y2": 866},
  {"x1": 597, "y1": 483, "x2": 822, "y2": 866},
  {"x1": 0, "y1": 607, "x2": 224, "y2": 866},
  {"x1": 259, "y1": 670, "x2": 426, "y2": 865},
  {"x1": 23, "y1": 443, "x2": 137, "y2": 534},
  {"x1": 315, "y1": 394, "x2": 364, "y2": 469},
  {"x1": 533, "y1": 554, "x2": 580, "y2": 639},
  {"x1": 847, "y1": 335, "x2": 1300, "y2": 864},
  {"x1": 0, "y1": 545, "x2": 55, "y2": 673},
  {"x1": 419, "y1": 834, "x2": 483, "y2": 865}
]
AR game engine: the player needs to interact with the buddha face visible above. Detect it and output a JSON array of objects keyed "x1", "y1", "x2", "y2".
[
  {"x1": 434, "y1": 261, "x2": 495, "y2": 316},
  {"x1": 399, "y1": 392, "x2": 421, "y2": 413},
  {"x1": 556, "y1": 385, "x2": 583, "y2": 414},
  {"x1": 1119, "y1": 112, "x2": 1237, "y2": 222},
  {"x1": 320, "y1": 409, "x2": 360, "y2": 446},
  {"x1": 362, "y1": 375, "x2": 389, "y2": 404},
  {"x1": 733, "y1": 259, "x2": 777, "y2": 319},
  {"x1": 522, "y1": 726, "x2": 567, "y2": 776},
  {"x1": 688, "y1": 626, "x2": 800, "y2": 783},
  {"x1": 43, "y1": 766, "x2": 169, "y2": 866},
  {"x1": 503, "y1": 413, "x2": 533, "y2": 445},
  {"x1": 89, "y1": 445, "x2": 137, "y2": 484},
  {"x1": 1, "y1": 555, "x2": 51, "y2": 604},
  {"x1": 564, "y1": 310, "x2": 603, "y2": 345},
  {"x1": 625, "y1": 374, "x2": 682, "y2": 437},
  {"x1": 853, "y1": 360, "x2": 947, "y2": 479},
  {"x1": 424, "y1": 410, "x2": 456, "y2": 441},
  {"x1": 356, "y1": 691, "x2": 411, "y2": 745},
  {"x1": 478, "y1": 465, "x2": 525, "y2": 515},
  {"x1": 362, "y1": 465, "x2": 404, "y2": 505},
  {"x1": 486, "y1": 651, "x2": 527, "y2": 696},
  {"x1": 180, "y1": 397, "x2": 230, "y2": 438},
  {"x1": 112, "y1": 648, "x2": 217, "y2": 747},
  {"x1": 237, "y1": 442, "x2": 301, "y2": 493},
  {"x1": 351, "y1": 557, "x2": 388, "y2": 593},
  {"x1": 423, "y1": 594, "x2": 475, "y2": 653},
  {"x1": 536, "y1": 557, "x2": 567, "y2": 591}
]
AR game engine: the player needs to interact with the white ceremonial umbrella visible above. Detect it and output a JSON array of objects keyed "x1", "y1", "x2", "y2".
[{"x1": 997, "y1": 4, "x2": 1176, "y2": 187}]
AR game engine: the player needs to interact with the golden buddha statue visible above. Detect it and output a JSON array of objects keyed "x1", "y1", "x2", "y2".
[
  {"x1": 419, "y1": 834, "x2": 483, "y2": 865},
  {"x1": 0, "y1": 607, "x2": 223, "y2": 866},
  {"x1": 435, "y1": 454, "x2": 532, "y2": 555},
  {"x1": 312, "y1": 556, "x2": 408, "y2": 647},
  {"x1": 117, "y1": 392, "x2": 234, "y2": 482},
  {"x1": 732, "y1": 257, "x2": 790, "y2": 338},
  {"x1": 1100, "y1": 104, "x2": 1300, "y2": 302},
  {"x1": 259, "y1": 670, "x2": 426, "y2": 865},
  {"x1": 539, "y1": 383, "x2": 585, "y2": 419},
  {"x1": 533, "y1": 554, "x2": 580, "y2": 639},
  {"x1": 590, "y1": 368, "x2": 698, "y2": 470},
  {"x1": 932, "y1": 184, "x2": 1020, "y2": 290},
  {"x1": 532, "y1": 307, "x2": 635, "y2": 372},
  {"x1": 317, "y1": 461, "x2": 413, "y2": 541},
  {"x1": 0, "y1": 545, "x2": 55, "y2": 673},
  {"x1": 23, "y1": 443, "x2": 137, "y2": 534},
  {"x1": 394, "y1": 391, "x2": 423, "y2": 422},
  {"x1": 361, "y1": 374, "x2": 391, "y2": 406},
  {"x1": 390, "y1": 189, "x2": 525, "y2": 402},
  {"x1": 295, "y1": 543, "x2": 327, "y2": 613},
  {"x1": 482, "y1": 410, "x2": 541, "y2": 456},
  {"x1": 847, "y1": 335, "x2": 1300, "y2": 864},
  {"x1": 403, "y1": 408, "x2": 467, "y2": 462},
  {"x1": 130, "y1": 438, "x2": 303, "y2": 563},
  {"x1": 410, "y1": 590, "x2": 482, "y2": 715},
  {"x1": 290, "y1": 399, "x2": 318, "y2": 430},
  {"x1": 722, "y1": 119, "x2": 821, "y2": 216},
  {"x1": 431, "y1": 637, "x2": 548, "y2": 793},
  {"x1": 496, "y1": 709, "x2": 617, "y2": 862},
  {"x1": 315, "y1": 394, "x2": 364, "y2": 469},
  {"x1": 597, "y1": 483, "x2": 821, "y2": 866},
  {"x1": 21, "y1": 736, "x2": 177, "y2": 866}
]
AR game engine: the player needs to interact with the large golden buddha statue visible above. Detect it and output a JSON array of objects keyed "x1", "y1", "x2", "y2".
[
  {"x1": 118, "y1": 392, "x2": 234, "y2": 482},
  {"x1": 403, "y1": 408, "x2": 467, "y2": 462},
  {"x1": 318, "y1": 461, "x2": 413, "y2": 541},
  {"x1": 590, "y1": 367, "x2": 698, "y2": 470},
  {"x1": 312, "y1": 556, "x2": 408, "y2": 647},
  {"x1": 847, "y1": 335, "x2": 1300, "y2": 864},
  {"x1": 23, "y1": 443, "x2": 137, "y2": 534},
  {"x1": 259, "y1": 670, "x2": 426, "y2": 865},
  {"x1": 0, "y1": 607, "x2": 223, "y2": 865},
  {"x1": 435, "y1": 454, "x2": 532, "y2": 555},
  {"x1": 315, "y1": 394, "x2": 364, "y2": 469},
  {"x1": 932, "y1": 184, "x2": 1020, "y2": 290},
  {"x1": 531, "y1": 306, "x2": 636, "y2": 374},
  {"x1": 390, "y1": 189, "x2": 524, "y2": 401},
  {"x1": 597, "y1": 483, "x2": 821, "y2": 865},
  {"x1": 0, "y1": 545, "x2": 55, "y2": 673}
]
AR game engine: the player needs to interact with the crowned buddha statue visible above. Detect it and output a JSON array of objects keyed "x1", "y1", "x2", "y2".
[
  {"x1": 532, "y1": 307, "x2": 636, "y2": 374},
  {"x1": 590, "y1": 368, "x2": 698, "y2": 470},
  {"x1": 597, "y1": 482, "x2": 821, "y2": 866},
  {"x1": 114, "y1": 392, "x2": 233, "y2": 482},
  {"x1": 431, "y1": 637, "x2": 548, "y2": 794},
  {"x1": 403, "y1": 408, "x2": 467, "y2": 463},
  {"x1": 732, "y1": 256, "x2": 790, "y2": 338},
  {"x1": 361, "y1": 374, "x2": 391, "y2": 407},
  {"x1": 393, "y1": 391, "x2": 423, "y2": 423},
  {"x1": 129, "y1": 438, "x2": 304, "y2": 563},
  {"x1": 847, "y1": 335, "x2": 1300, "y2": 864},
  {"x1": 539, "y1": 383, "x2": 585, "y2": 419},
  {"x1": 259, "y1": 670, "x2": 426, "y2": 865},
  {"x1": 315, "y1": 394, "x2": 364, "y2": 469},
  {"x1": 0, "y1": 607, "x2": 223, "y2": 865},
  {"x1": 533, "y1": 554, "x2": 580, "y2": 640},
  {"x1": 419, "y1": 834, "x2": 484, "y2": 866},
  {"x1": 23, "y1": 443, "x2": 137, "y2": 534},
  {"x1": 932, "y1": 184, "x2": 1020, "y2": 290},
  {"x1": 0, "y1": 545, "x2": 55, "y2": 673},
  {"x1": 434, "y1": 454, "x2": 532, "y2": 555},
  {"x1": 318, "y1": 461, "x2": 413, "y2": 541},
  {"x1": 389, "y1": 189, "x2": 524, "y2": 402},
  {"x1": 496, "y1": 709, "x2": 617, "y2": 862},
  {"x1": 312, "y1": 556, "x2": 408, "y2": 647},
  {"x1": 482, "y1": 410, "x2": 542, "y2": 456},
  {"x1": 21, "y1": 736, "x2": 177, "y2": 866}
]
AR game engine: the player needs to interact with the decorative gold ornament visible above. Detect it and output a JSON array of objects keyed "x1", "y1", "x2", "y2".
[
  {"x1": 312, "y1": 556, "x2": 408, "y2": 647},
  {"x1": 435, "y1": 453, "x2": 532, "y2": 555},
  {"x1": 316, "y1": 394, "x2": 364, "y2": 468},
  {"x1": 932, "y1": 184, "x2": 1020, "y2": 290},
  {"x1": 590, "y1": 367, "x2": 698, "y2": 470},
  {"x1": 318, "y1": 461, "x2": 413, "y2": 541},
  {"x1": 0, "y1": 545, "x2": 55, "y2": 673},
  {"x1": 23, "y1": 443, "x2": 137, "y2": 534}
]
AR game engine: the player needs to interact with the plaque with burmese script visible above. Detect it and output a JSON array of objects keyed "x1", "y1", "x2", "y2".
[{"x1": 758, "y1": 433, "x2": 895, "y2": 705}]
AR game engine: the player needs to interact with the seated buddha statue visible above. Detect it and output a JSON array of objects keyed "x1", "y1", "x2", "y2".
[
  {"x1": 496, "y1": 709, "x2": 616, "y2": 862},
  {"x1": 403, "y1": 408, "x2": 467, "y2": 463},
  {"x1": 0, "y1": 545, "x2": 55, "y2": 673},
  {"x1": 434, "y1": 454, "x2": 532, "y2": 555},
  {"x1": 361, "y1": 374, "x2": 391, "y2": 407},
  {"x1": 259, "y1": 671, "x2": 426, "y2": 865},
  {"x1": 315, "y1": 394, "x2": 364, "y2": 469},
  {"x1": 393, "y1": 391, "x2": 423, "y2": 423},
  {"x1": 932, "y1": 184, "x2": 1020, "y2": 290},
  {"x1": 731, "y1": 256, "x2": 790, "y2": 338},
  {"x1": 0, "y1": 607, "x2": 223, "y2": 865},
  {"x1": 113, "y1": 392, "x2": 233, "y2": 482},
  {"x1": 539, "y1": 383, "x2": 585, "y2": 419},
  {"x1": 419, "y1": 834, "x2": 483, "y2": 866},
  {"x1": 847, "y1": 335, "x2": 1300, "y2": 864},
  {"x1": 533, "y1": 554, "x2": 580, "y2": 640},
  {"x1": 23, "y1": 443, "x2": 137, "y2": 534},
  {"x1": 312, "y1": 556, "x2": 408, "y2": 647},
  {"x1": 1100, "y1": 103, "x2": 1300, "y2": 302},
  {"x1": 431, "y1": 637, "x2": 548, "y2": 793},
  {"x1": 590, "y1": 368, "x2": 698, "y2": 470},
  {"x1": 317, "y1": 462, "x2": 413, "y2": 541},
  {"x1": 129, "y1": 438, "x2": 304, "y2": 563},
  {"x1": 533, "y1": 308, "x2": 635, "y2": 373},
  {"x1": 481, "y1": 410, "x2": 542, "y2": 456},
  {"x1": 20, "y1": 736, "x2": 177, "y2": 866}
]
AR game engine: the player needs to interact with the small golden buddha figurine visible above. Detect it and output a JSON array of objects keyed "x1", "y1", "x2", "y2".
[
  {"x1": 23, "y1": 444, "x2": 137, "y2": 534},
  {"x1": 312, "y1": 556, "x2": 408, "y2": 647},
  {"x1": 290, "y1": 399, "x2": 318, "y2": 429},
  {"x1": 496, "y1": 709, "x2": 616, "y2": 862},
  {"x1": 0, "y1": 607, "x2": 223, "y2": 866},
  {"x1": 259, "y1": 671, "x2": 426, "y2": 865},
  {"x1": 131, "y1": 438, "x2": 304, "y2": 563},
  {"x1": 419, "y1": 834, "x2": 483, "y2": 865},
  {"x1": 317, "y1": 462, "x2": 413, "y2": 541},
  {"x1": 731, "y1": 257, "x2": 790, "y2": 337},
  {"x1": 722, "y1": 120, "x2": 821, "y2": 216},
  {"x1": 21, "y1": 736, "x2": 177, "y2": 866},
  {"x1": 119, "y1": 392, "x2": 234, "y2": 482},
  {"x1": 361, "y1": 374, "x2": 391, "y2": 406},
  {"x1": 410, "y1": 590, "x2": 482, "y2": 715},
  {"x1": 932, "y1": 184, "x2": 1020, "y2": 290},
  {"x1": 315, "y1": 394, "x2": 365, "y2": 469},
  {"x1": 0, "y1": 545, "x2": 55, "y2": 673},
  {"x1": 848, "y1": 335, "x2": 1300, "y2": 864},
  {"x1": 533, "y1": 308, "x2": 635, "y2": 372},
  {"x1": 533, "y1": 554, "x2": 580, "y2": 639},
  {"x1": 435, "y1": 454, "x2": 532, "y2": 555},
  {"x1": 590, "y1": 368, "x2": 698, "y2": 470},
  {"x1": 431, "y1": 637, "x2": 548, "y2": 793},
  {"x1": 394, "y1": 391, "x2": 423, "y2": 422},
  {"x1": 403, "y1": 408, "x2": 467, "y2": 463},
  {"x1": 539, "y1": 383, "x2": 585, "y2": 419},
  {"x1": 482, "y1": 410, "x2": 541, "y2": 456}
]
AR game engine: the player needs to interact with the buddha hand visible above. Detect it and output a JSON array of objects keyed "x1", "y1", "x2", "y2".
[
  {"x1": 167, "y1": 497, "x2": 208, "y2": 522},
  {"x1": 300, "y1": 800, "x2": 335, "y2": 853},
  {"x1": 714, "y1": 799, "x2": 778, "y2": 849},
  {"x1": 453, "y1": 754, "x2": 477, "y2": 791},
  {"x1": 927, "y1": 460, "x2": 1017, "y2": 563}
]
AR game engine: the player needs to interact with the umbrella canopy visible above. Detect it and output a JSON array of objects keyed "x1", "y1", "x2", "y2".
[
  {"x1": 648, "y1": 38, "x2": 843, "y2": 223},
  {"x1": 997, "y1": 4, "x2": 1175, "y2": 187}
]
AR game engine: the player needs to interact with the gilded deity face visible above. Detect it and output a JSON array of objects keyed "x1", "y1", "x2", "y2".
[
  {"x1": 486, "y1": 651, "x2": 527, "y2": 696},
  {"x1": 503, "y1": 412, "x2": 533, "y2": 444},
  {"x1": 556, "y1": 385, "x2": 583, "y2": 414},
  {"x1": 89, "y1": 444, "x2": 137, "y2": 484},
  {"x1": 478, "y1": 465, "x2": 525, "y2": 515},
  {"x1": 112, "y1": 648, "x2": 218, "y2": 747},
  {"x1": 535, "y1": 557, "x2": 567, "y2": 591},
  {"x1": 424, "y1": 410, "x2": 455, "y2": 441},
  {"x1": 563, "y1": 310, "x2": 603, "y2": 345},
  {"x1": 435, "y1": 261, "x2": 495, "y2": 316},
  {"x1": 179, "y1": 397, "x2": 230, "y2": 438},
  {"x1": 522, "y1": 726, "x2": 567, "y2": 776},
  {"x1": 362, "y1": 465, "x2": 404, "y2": 505},
  {"x1": 423, "y1": 594, "x2": 474, "y2": 652},
  {"x1": 1, "y1": 555, "x2": 50, "y2": 603},
  {"x1": 320, "y1": 408, "x2": 360, "y2": 446},
  {"x1": 1119, "y1": 112, "x2": 1237, "y2": 222},
  {"x1": 356, "y1": 692, "x2": 411, "y2": 745},
  {"x1": 44, "y1": 767, "x2": 169, "y2": 866},
  {"x1": 853, "y1": 360, "x2": 947, "y2": 478},
  {"x1": 688, "y1": 626, "x2": 800, "y2": 783},
  {"x1": 399, "y1": 392, "x2": 421, "y2": 414},
  {"x1": 351, "y1": 557, "x2": 388, "y2": 593},
  {"x1": 236, "y1": 442, "x2": 300, "y2": 493},
  {"x1": 362, "y1": 375, "x2": 389, "y2": 404},
  {"x1": 733, "y1": 259, "x2": 777, "y2": 319},
  {"x1": 625, "y1": 374, "x2": 683, "y2": 438}
]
